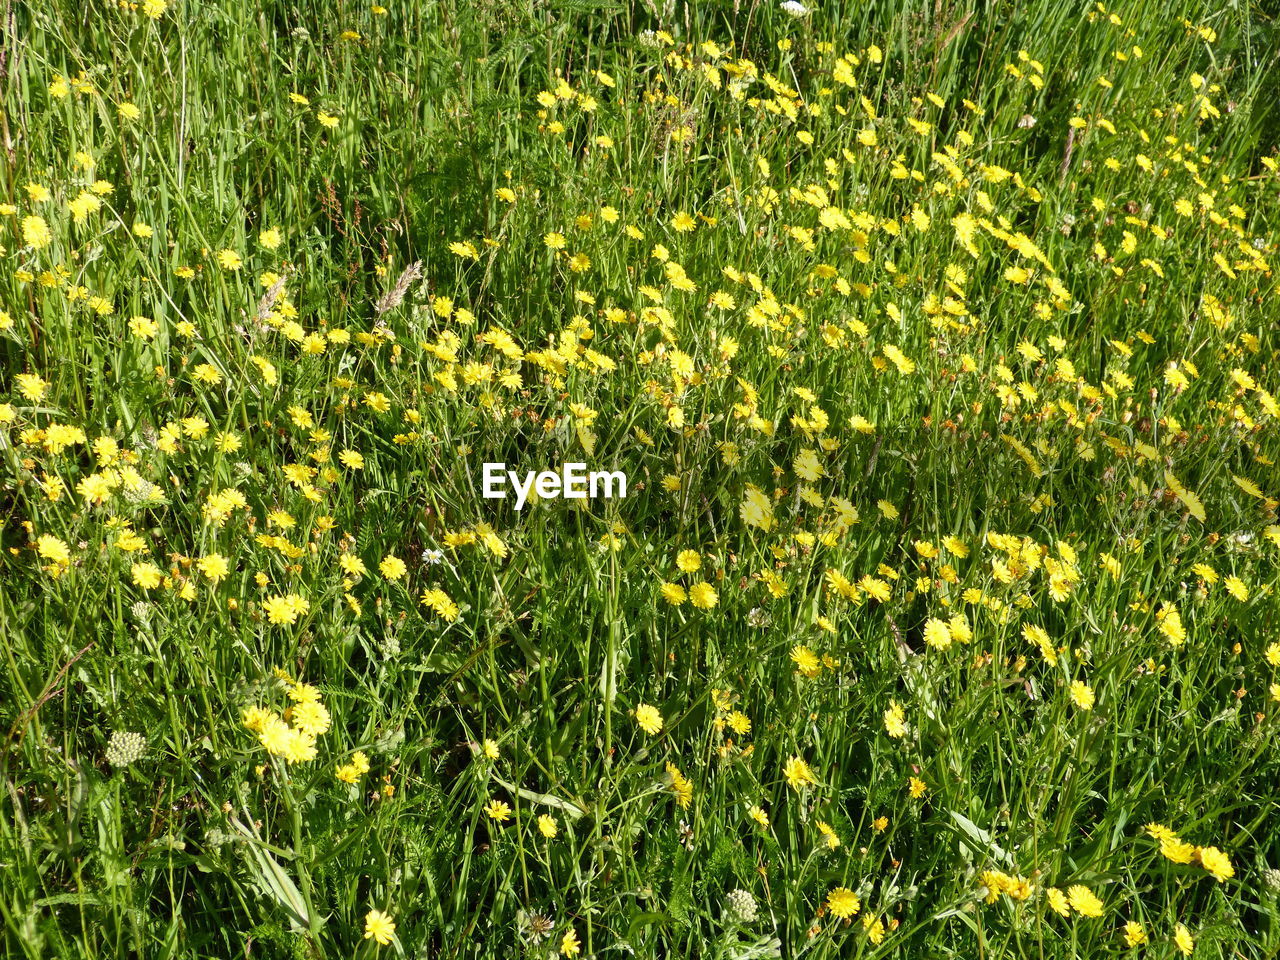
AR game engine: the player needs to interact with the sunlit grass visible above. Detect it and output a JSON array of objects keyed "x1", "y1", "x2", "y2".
[{"x1": 3, "y1": 1, "x2": 1280, "y2": 958}]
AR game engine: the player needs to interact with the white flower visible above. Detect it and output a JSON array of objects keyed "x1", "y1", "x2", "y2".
[
  {"x1": 780, "y1": 0, "x2": 810, "y2": 15},
  {"x1": 724, "y1": 888, "x2": 759, "y2": 924},
  {"x1": 421, "y1": 548, "x2": 444, "y2": 564},
  {"x1": 105, "y1": 731, "x2": 147, "y2": 766}
]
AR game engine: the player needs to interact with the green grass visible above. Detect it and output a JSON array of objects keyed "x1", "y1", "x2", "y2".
[{"x1": 3, "y1": 0, "x2": 1280, "y2": 958}]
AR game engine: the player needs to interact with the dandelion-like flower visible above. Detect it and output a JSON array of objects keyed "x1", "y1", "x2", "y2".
[
  {"x1": 635, "y1": 703, "x2": 663, "y2": 735},
  {"x1": 364, "y1": 909, "x2": 396, "y2": 946},
  {"x1": 1196, "y1": 845, "x2": 1234, "y2": 882},
  {"x1": 1066, "y1": 885, "x2": 1104, "y2": 918},
  {"x1": 826, "y1": 887, "x2": 860, "y2": 919},
  {"x1": 1069, "y1": 680, "x2": 1095, "y2": 710},
  {"x1": 485, "y1": 798, "x2": 512, "y2": 822},
  {"x1": 560, "y1": 926, "x2": 581, "y2": 956},
  {"x1": 783, "y1": 755, "x2": 817, "y2": 790},
  {"x1": 1123, "y1": 921, "x2": 1147, "y2": 946},
  {"x1": 22, "y1": 215, "x2": 53, "y2": 248},
  {"x1": 1173, "y1": 923, "x2": 1194, "y2": 956}
]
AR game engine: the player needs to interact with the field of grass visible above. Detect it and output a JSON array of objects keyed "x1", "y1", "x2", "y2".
[{"x1": 4, "y1": 0, "x2": 1280, "y2": 957}]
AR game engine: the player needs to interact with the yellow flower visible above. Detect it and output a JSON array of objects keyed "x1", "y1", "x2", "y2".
[
  {"x1": 665, "y1": 761, "x2": 693, "y2": 807},
  {"x1": 262, "y1": 593, "x2": 309, "y2": 626},
  {"x1": 379, "y1": 554, "x2": 407, "y2": 580},
  {"x1": 791, "y1": 648, "x2": 823, "y2": 682},
  {"x1": 197, "y1": 553, "x2": 229, "y2": 583},
  {"x1": 484, "y1": 798, "x2": 511, "y2": 822},
  {"x1": 1145, "y1": 823, "x2": 1197, "y2": 864},
  {"x1": 131, "y1": 562, "x2": 164, "y2": 589},
  {"x1": 22, "y1": 215, "x2": 52, "y2": 248},
  {"x1": 258, "y1": 717, "x2": 316, "y2": 763},
  {"x1": 290, "y1": 700, "x2": 330, "y2": 737},
  {"x1": 1196, "y1": 845, "x2": 1233, "y2": 882},
  {"x1": 336, "y1": 751, "x2": 371, "y2": 783},
  {"x1": 1003, "y1": 875, "x2": 1033, "y2": 900},
  {"x1": 216, "y1": 249, "x2": 242, "y2": 270},
  {"x1": 863, "y1": 914, "x2": 886, "y2": 944},
  {"x1": 364, "y1": 909, "x2": 396, "y2": 946},
  {"x1": 635, "y1": 703, "x2": 663, "y2": 735},
  {"x1": 671, "y1": 212, "x2": 696, "y2": 232},
  {"x1": 191, "y1": 363, "x2": 221, "y2": 385},
  {"x1": 16, "y1": 373, "x2": 50, "y2": 401},
  {"x1": 560, "y1": 927, "x2": 581, "y2": 956},
  {"x1": 1224, "y1": 576, "x2": 1249, "y2": 602},
  {"x1": 883, "y1": 701, "x2": 907, "y2": 738},
  {"x1": 1123, "y1": 921, "x2": 1147, "y2": 947},
  {"x1": 660, "y1": 582, "x2": 687, "y2": 605},
  {"x1": 1069, "y1": 680, "x2": 1095, "y2": 710},
  {"x1": 816, "y1": 820, "x2": 840, "y2": 850},
  {"x1": 1158, "y1": 605, "x2": 1186, "y2": 646},
  {"x1": 537, "y1": 814, "x2": 558, "y2": 838},
  {"x1": 740, "y1": 485, "x2": 775, "y2": 531},
  {"x1": 36, "y1": 534, "x2": 71, "y2": 566},
  {"x1": 420, "y1": 587, "x2": 460, "y2": 622},
  {"x1": 923, "y1": 617, "x2": 952, "y2": 650},
  {"x1": 675, "y1": 549, "x2": 701, "y2": 572},
  {"x1": 1066, "y1": 884, "x2": 1103, "y2": 918},
  {"x1": 241, "y1": 705, "x2": 275, "y2": 733},
  {"x1": 287, "y1": 681, "x2": 321, "y2": 705},
  {"x1": 826, "y1": 887, "x2": 861, "y2": 919},
  {"x1": 688, "y1": 582, "x2": 718, "y2": 609},
  {"x1": 783, "y1": 755, "x2": 817, "y2": 790},
  {"x1": 1173, "y1": 923, "x2": 1194, "y2": 956},
  {"x1": 1046, "y1": 887, "x2": 1070, "y2": 916},
  {"x1": 860, "y1": 575, "x2": 892, "y2": 602}
]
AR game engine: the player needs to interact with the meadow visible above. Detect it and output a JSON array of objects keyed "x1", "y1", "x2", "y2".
[{"x1": 3, "y1": 0, "x2": 1280, "y2": 957}]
